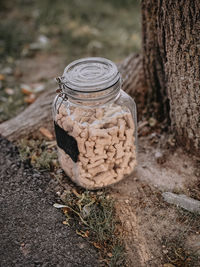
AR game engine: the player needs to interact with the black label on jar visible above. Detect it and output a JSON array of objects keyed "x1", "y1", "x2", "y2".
[{"x1": 54, "y1": 122, "x2": 79, "y2": 162}]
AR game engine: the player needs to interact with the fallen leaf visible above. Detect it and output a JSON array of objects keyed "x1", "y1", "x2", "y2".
[
  {"x1": 52, "y1": 159, "x2": 58, "y2": 167},
  {"x1": 93, "y1": 242, "x2": 101, "y2": 249},
  {"x1": 24, "y1": 94, "x2": 36, "y2": 104},
  {"x1": 76, "y1": 229, "x2": 89, "y2": 238},
  {"x1": 21, "y1": 84, "x2": 33, "y2": 95},
  {"x1": 107, "y1": 252, "x2": 112, "y2": 258},
  {"x1": 46, "y1": 141, "x2": 56, "y2": 148},
  {"x1": 39, "y1": 127, "x2": 53, "y2": 140},
  {"x1": 85, "y1": 230, "x2": 89, "y2": 237},
  {"x1": 72, "y1": 188, "x2": 82, "y2": 198},
  {"x1": 53, "y1": 203, "x2": 68, "y2": 208},
  {"x1": 0, "y1": 74, "x2": 5, "y2": 80},
  {"x1": 62, "y1": 207, "x2": 70, "y2": 214}
]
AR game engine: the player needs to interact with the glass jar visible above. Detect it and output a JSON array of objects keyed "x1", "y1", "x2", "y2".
[{"x1": 53, "y1": 57, "x2": 137, "y2": 189}]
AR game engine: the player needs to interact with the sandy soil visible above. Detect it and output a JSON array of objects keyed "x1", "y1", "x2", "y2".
[
  {"x1": 7, "y1": 54, "x2": 200, "y2": 267},
  {"x1": 110, "y1": 138, "x2": 200, "y2": 266}
]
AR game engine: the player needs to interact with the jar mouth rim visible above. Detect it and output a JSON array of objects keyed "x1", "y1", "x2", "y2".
[
  {"x1": 64, "y1": 77, "x2": 120, "y2": 93},
  {"x1": 60, "y1": 57, "x2": 121, "y2": 93}
]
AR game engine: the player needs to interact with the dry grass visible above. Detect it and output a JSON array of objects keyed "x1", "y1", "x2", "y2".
[
  {"x1": 57, "y1": 189, "x2": 126, "y2": 266},
  {"x1": 17, "y1": 137, "x2": 125, "y2": 266},
  {"x1": 18, "y1": 138, "x2": 58, "y2": 171}
]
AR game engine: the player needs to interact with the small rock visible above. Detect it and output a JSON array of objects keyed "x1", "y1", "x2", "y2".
[
  {"x1": 5, "y1": 88, "x2": 14, "y2": 95},
  {"x1": 82, "y1": 206, "x2": 91, "y2": 218},
  {"x1": 163, "y1": 249, "x2": 168, "y2": 254},
  {"x1": 155, "y1": 151, "x2": 166, "y2": 164},
  {"x1": 155, "y1": 151, "x2": 162, "y2": 159},
  {"x1": 29, "y1": 35, "x2": 50, "y2": 51},
  {"x1": 79, "y1": 243, "x2": 86, "y2": 249},
  {"x1": 150, "y1": 132, "x2": 157, "y2": 138},
  {"x1": 33, "y1": 173, "x2": 40, "y2": 178},
  {"x1": 38, "y1": 35, "x2": 49, "y2": 46},
  {"x1": 20, "y1": 243, "x2": 31, "y2": 257},
  {"x1": 167, "y1": 135, "x2": 176, "y2": 147},
  {"x1": 2, "y1": 67, "x2": 13, "y2": 75},
  {"x1": 142, "y1": 164, "x2": 147, "y2": 168},
  {"x1": 162, "y1": 192, "x2": 200, "y2": 214}
]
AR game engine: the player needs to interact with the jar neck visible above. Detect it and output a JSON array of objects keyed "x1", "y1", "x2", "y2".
[{"x1": 64, "y1": 79, "x2": 121, "y2": 107}]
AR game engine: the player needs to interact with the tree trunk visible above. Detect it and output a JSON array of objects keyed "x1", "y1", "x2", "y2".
[
  {"x1": 142, "y1": 0, "x2": 200, "y2": 155},
  {"x1": 0, "y1": 54, "x2": 147, "y2": 141}
]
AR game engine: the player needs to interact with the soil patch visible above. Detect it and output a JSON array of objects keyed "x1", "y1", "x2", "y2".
[
  {"x1": 110, "y1": 138, "x2": 200, "y2": 266},
  {"x1": 0, "y1": 136, "x2": 99, "y2": 267}
]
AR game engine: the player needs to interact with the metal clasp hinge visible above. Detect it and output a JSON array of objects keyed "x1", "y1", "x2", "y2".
[{"x1": 55, "y1": 76, "x2": 68, "y2": 114}]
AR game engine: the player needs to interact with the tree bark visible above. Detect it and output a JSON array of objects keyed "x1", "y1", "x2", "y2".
[
  {"x1": 0, "y1": 54, "x2": 147, "y2": 141},
  {"x1": 142, "y1": 0, "x2": 200, "y2": 155}
]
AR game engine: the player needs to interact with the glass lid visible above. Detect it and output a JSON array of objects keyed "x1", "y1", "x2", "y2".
[{"x1": 61, "y1": 57, "x2": 120, "y2": 92}]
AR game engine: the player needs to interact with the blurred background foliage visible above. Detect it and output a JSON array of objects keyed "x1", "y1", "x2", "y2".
[
  {"x1": 0, "y1": 0, "x2": 141, "y2": 61},
  {"x1": 0, "y1": 0, "x2": 141, "y2": 122}
]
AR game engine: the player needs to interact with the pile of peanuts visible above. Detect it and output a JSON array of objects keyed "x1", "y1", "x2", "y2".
[{"x1": 55, "y1": 103, "x2": 137, "y2": 189}]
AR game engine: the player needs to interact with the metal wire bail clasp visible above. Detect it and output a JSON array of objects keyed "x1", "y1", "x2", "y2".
[{"x1": 54, "y1": 76, "x2": 68, "y2": 114}]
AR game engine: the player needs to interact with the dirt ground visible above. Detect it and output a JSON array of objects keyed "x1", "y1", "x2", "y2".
[
  {"x1": 110, "y1": 138, "x2": 200, "y2": 266},
  {"x1": 1, "y1": 52, "x2": 200, "y2": 267},
  {"x1": 0, "y1": 136, "x2": 99, "y2": 267}
]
